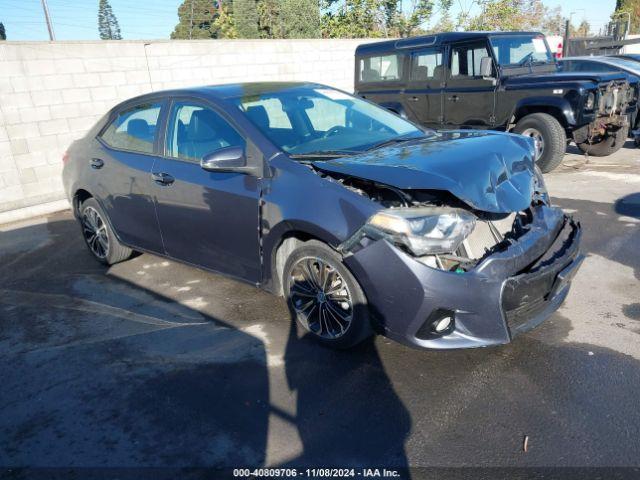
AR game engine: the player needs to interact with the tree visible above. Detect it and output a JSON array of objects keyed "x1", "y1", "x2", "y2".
[
  {"x1": 0, "y1": 22, "x2": 6, "y2": 40},
  {"x1": 213, "y1": 3, "x2": 239, "y2": 38},
  {"x1": 98, "y1": 0, "x2": 122, "y2": 40},
  {"x1": 234, "y1": 0, "x2": 260, "y2": 38},
  {"x1": 570, "y1": 20, "x2": 591, "y2": 37},
  {"x1": 614, "y1": 0, "x2": 640, "y2": 34},
  {"x1": 320, "y1": 0, "x2": 435, "y2": 38},
  {"x1": 257, "y1": 0, "x2": 320, "y2": 38}
]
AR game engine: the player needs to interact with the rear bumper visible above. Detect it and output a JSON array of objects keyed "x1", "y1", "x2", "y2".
[{"x1": 344, "y1": 205, "x2": 583, "y2": 350}]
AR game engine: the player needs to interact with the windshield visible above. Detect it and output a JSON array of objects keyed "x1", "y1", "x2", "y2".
[
  {"x1": 232, "y1": 86, "x2": 425, "y2": 156},
  {"x1": 605, "y1": 57, "x2": 640, "y2": 73},
  {"x1": 490, "y1": 35, "x2": 552, "y2": 66}
]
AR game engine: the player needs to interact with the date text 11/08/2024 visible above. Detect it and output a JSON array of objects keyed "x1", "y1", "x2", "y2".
[{"x1": 233, "y1": 468, "x2": 402, "y2": 477}]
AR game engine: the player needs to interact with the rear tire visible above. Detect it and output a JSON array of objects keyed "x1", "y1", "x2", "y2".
[
  {"x1": 577, "y1": 125, "x2": 629, "y2": 157},
  {"x1": 283, "y1": 240, "x2": 372, "y2": 349},
  {"x1": 514, "y1": 113, "x2": 566, "y2": 173},
  {"x1": 79, "y1": 198, "x2": 132, "y2": 265}
]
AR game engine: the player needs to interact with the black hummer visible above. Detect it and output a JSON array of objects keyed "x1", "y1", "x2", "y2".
[{"x1": 355, "y1": 32, "x2": 639, "y2": 172}]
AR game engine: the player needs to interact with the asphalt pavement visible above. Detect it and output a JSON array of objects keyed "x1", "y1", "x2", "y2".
[{"x1": 0, "y1": 141, "x2": 639, "y2": 477}]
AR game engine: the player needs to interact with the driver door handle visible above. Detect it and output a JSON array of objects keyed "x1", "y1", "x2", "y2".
[
  {"x1": 447, "y1": 95, "x2": 460, "y2": 102},
  {"x1": 408, "y1": 96, "x2": 420, "y2": 102},
  {"x1": 151, "y1": 172, "x2": 175, "y2": 186}
]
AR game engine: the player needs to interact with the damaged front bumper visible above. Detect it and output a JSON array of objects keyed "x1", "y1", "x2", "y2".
[{"x1": 342, "y1": 205, "x2": 583, "y2": 350}]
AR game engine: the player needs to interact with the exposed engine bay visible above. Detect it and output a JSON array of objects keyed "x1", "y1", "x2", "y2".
[{"x1": 317, "y1": 169, "x2": 538, "y2": 273}]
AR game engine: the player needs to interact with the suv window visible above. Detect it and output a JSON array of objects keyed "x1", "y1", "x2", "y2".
[
  {"x1": 359, "y1": 54, "x2": 402, "y2": 82},
  {"x1": 166, "y1": 101, "x2": 244, "y2": 161},
  {"x1": 100, "y1": 102, "x2": 162, "y2": 154},
  {"x1": 450, "y1": 42, "x2": 491, "y2": 78},
  {"x1": 410, "y1": 49, "x2": 443, "y2": 82}
]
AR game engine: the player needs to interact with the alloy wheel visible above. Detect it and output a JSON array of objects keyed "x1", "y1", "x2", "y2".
[
  {"x1": 288, "y1": 257, "x2": 353, "y2": 339},
  {"x1": 521, "y1": 127, "x2": 545, "y2": 158},
  {"x1": 81, "y1": 206, "x2": 109, "y2": 259}
]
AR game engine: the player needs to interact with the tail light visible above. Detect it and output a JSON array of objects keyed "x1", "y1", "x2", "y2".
[{"x1": 62, "y1": 151, "x2": 69, "y2": 164}]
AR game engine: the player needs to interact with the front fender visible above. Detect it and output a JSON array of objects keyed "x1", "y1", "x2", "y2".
[{"x1": 512, "y1": 96, "x2": 577, "y2": 127}]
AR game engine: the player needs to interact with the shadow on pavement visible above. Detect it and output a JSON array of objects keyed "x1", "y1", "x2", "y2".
[{"x1": 0, "y1": 216, "x2": 411, "y2": 472}]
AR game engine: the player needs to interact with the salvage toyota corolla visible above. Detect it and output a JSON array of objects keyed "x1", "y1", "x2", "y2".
[{"x1": 62, "y1": 82, "x2": 584, "y2": 350}]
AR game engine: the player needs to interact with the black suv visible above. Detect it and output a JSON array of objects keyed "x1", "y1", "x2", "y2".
[{"x1": 355, "y1": 32, "x2": 639, "y2": 172}]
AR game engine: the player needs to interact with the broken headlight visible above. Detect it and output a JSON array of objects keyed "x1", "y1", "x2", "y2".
[
  {"x1": 533, "y1": 165, "x2": 550, "y2": 205},
  {"x1": 584, "y1": 91, "x2": 595, "y2": 111},
  {"x1": 366, "y1": 207, "x2": 476, "y2": 256}
]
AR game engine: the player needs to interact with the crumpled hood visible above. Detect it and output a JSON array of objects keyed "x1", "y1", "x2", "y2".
[{"x1": 313, "y1": 130, "x2": 536, "y2": 214}]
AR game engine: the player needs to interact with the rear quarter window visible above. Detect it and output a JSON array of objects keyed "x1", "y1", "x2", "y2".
[
  {"x1": 359, "y1": 54, "x2": 402, "y2": 83},
  {"x1": 100, "y1": 102, "x2": 162, "y2": 154}
]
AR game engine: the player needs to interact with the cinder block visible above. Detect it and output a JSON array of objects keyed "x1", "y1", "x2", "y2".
[
  {"x1": 72, "y1": 73, "x2": 101, "y2": 88},
  {"x1": 50, "y1": 103, "x2": 81, "y2": 120},
  {"x1": 84, "y1": 58, "x2": 112, "y2": 73},
  {"x1": 54, "y1": 58, "x2": 86, "y2": 74},
  {"x1": 0, "y1": 126, "x2": 7, "y2": 143},
  {"x1": 10, "y1": 138, "x2": 29, "y2": 155},
  {"x1": 90, "y1": 86, "x2": 117, "y2": 101},
  {"x1": 27, "y1": 134, "x2": 59, "y2": 154},
  {"x1": 32, "y1": 89, "x2": 63, "y2": 106},
  {"x1": 19, "y1": 106, "x2": 51, "y2": 123},
  {"x1": 38, "y1": 118, "x2": 70, "y2": 136},
  {"x1": 34, "y1": 163, "x2": 62, "y2": 182},
  {"x1": 0, "y1": 92, "x2": 33, "y2": 109},
  {"x1": 0, "y1": 61, "x2": 24, "y2": 77},
  {"x1": 12, "y1": 152, "x2": 47, "y2": 169},
  {"x1": 125, "y1": 70, "x2": 150, "y2": 85},
  {"x1": 68, "y1": 117, "x2": 93, "y2": 133},
  {"x1": 41, "y1": 74, "x2": 74, "y2": 90},
  {"x1": 6, "y1": 122, "x2": 40, "y2": 140},
  {"x1": 99, "y1": 71, "x2": 127, "y2": 86},
  {"x1": 23, "y1": 59, "x2": 57, "y2": 76},
  {"x1": 19, "y1": 167, "x2": 37, "y2": 184},
  {"x1": 62, "y1": 88, "x2": 91, "y2": 103}
]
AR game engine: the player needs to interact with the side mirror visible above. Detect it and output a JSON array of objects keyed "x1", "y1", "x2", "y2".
[
  {"x1": 480, "y1": 56, "x2": 494, "y2": 79},
  {"x1": 200, "y1": 146, "x2": 255, "y2": 174}
]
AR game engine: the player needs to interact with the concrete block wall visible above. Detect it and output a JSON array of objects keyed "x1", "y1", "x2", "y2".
[{"x1": 0, "y1": 39, "x2": 367, "y2": 218}]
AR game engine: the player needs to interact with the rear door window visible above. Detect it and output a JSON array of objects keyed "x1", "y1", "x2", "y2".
[
  {"x1": 450, "y1": 42, "x2": 492, "y2": 78},
  {"x1": 409, "y1": 49, "x2": 444, "y2": 82},
  {"x1": 100, "y1": 102, "x2": 162, "y2": 154}
]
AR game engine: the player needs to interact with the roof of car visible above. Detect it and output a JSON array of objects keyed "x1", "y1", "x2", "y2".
[
  {"x1": 121, "y1": 82, "x2": 324, "y2": 106},
  {"x1": 356, "y1": 31, "x2": 544, "y2": 55}
]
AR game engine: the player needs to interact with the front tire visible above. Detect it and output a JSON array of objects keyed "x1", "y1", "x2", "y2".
[
  {"x1": 79, "y1": 198, "x2": 132, "y2": 265},
  {"x1": 514, "y1": 113, "x2": 567, "y2": 173},
  {"x1": 577, "y1": 125, "x2": 629, "y2": 157},
  {"x1": 283, "y1": 240, "x2": 372, "y2": 349}
]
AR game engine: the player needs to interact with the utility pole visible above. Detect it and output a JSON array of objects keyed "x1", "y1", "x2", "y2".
[
  {"x1": 41, "y1": 0, "x2": 55, "y2": 40},
  {"x1": 189, "y1": 0, "x2": 194, "y2": 40}
]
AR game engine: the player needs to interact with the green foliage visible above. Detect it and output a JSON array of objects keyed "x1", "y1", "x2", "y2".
[
  {"x1": 319, "y1": 0, "x2": 434, "y2": 38},
  {"x1": 171, "y1": 0, "x2": 219, "y2": 39},
  {"x1": 0, "y1": 22, "x2": 6, "y2": 40},
  {"x1": 458, "y1": 0, "x2": 571, "y2": 36},
  {"x1": 614, "y1": 0, "x2": 640, "y2": 33},
  {"x1": 256, "y1": 0, "x2": 320, "y2": 38},
  {"x1": 234, "y1": 0, "x2": 260, "y2": 38},
  {"x1": 213, "y1": 4, "x2": 239, "y2": 38},
  {"x1": 570, "y1": 20, "x2": 591, "y2": 37},
  {"x1": 98, "y1": 0, "x2": 122, "y2": 40}
]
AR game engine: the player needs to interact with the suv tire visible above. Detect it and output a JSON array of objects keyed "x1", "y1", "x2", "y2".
[
  {"x1": 283, "y1": 240, "x2": 372, "y2": 349},
  {"x1": 577, "y1": 125, "x2": 629, "y2": 157},
  {"x1": 79, "y1": 198, "x2": 133, "y2": 265},
  {"x1": 514, "y1": 113, "x2": 566, "y2": 173}
]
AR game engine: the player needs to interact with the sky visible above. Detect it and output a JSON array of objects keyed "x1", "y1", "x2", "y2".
[{"x1": 0, "y1": 0, "x2": 617, "y2": 41}]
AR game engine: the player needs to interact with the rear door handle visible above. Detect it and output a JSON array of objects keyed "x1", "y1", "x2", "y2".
[
  {"x1": 90, "y1": 158, "x2": 104, "y2": 169},
  {"x1": 408, "y1": 96, "x2": 420, "y2": 102},
  {"x1": 447, "y1": 95, "x2": 460, "y2": 102},
  {"x1": 151, "y1": 172, "x2": 175, "y2": 186}
]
